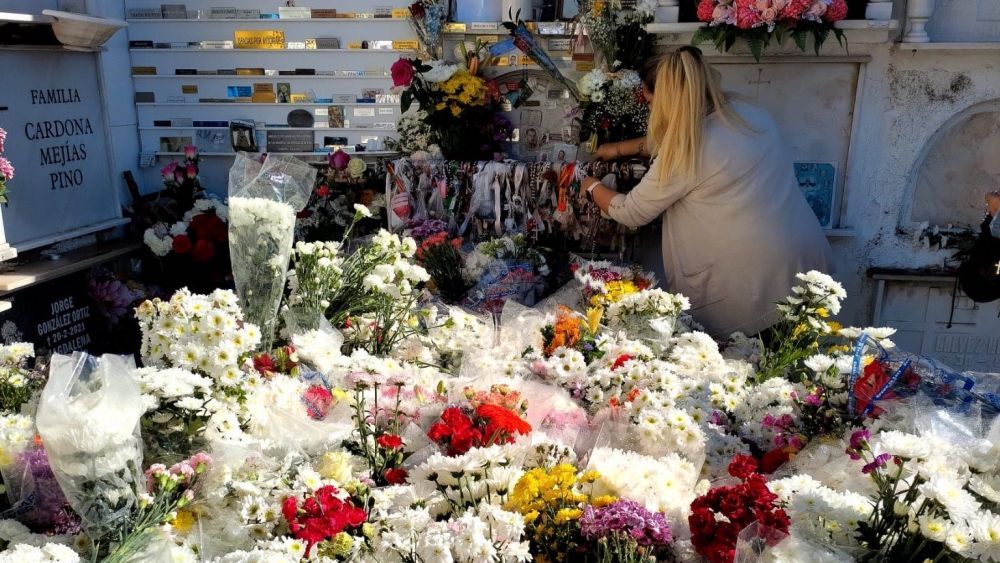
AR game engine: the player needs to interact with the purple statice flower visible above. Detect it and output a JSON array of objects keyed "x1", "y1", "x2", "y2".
[
  {"x1": 16, "y1": 447, "x2": 80, "y2": 534},
  {"x1": 862, "y1": 452, "x2": 892, "y2": 474},
  {"x1": 88, "y1": 276, "x2": 138, "y2": 325},
  {"x1": 408, "y1": 218, "x2": 449, "y2": 241},
  {"x1": 580, "y1": 499, "x2": 673, "y2": 547}
]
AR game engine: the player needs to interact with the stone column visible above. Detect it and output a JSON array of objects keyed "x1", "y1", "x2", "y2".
[
  {"x1": 903, "y1": 0, "x2": 937, "y2": 42},
  {"x1": 656, "y1": 0, "x2": 680, "y2": 23}
]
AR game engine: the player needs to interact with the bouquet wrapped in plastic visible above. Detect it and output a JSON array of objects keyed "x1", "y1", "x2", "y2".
[
  {"x1": 35, "y1": 353, "x2": 144, "y2": 540},
  {"x1": 848, "y1": 333, "x2": 1000, "y2": 419},
  {"x1": 228, "y1": 153, "x2": 316, "y2": 349}
]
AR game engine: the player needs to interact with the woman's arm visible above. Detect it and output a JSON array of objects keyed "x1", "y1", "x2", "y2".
[
  {"x1": 593, "y1": 137, "x2": 649, "y2": 160},
  {"x1": 582, "y1": 158, "x2": 694, "y2": 228}
]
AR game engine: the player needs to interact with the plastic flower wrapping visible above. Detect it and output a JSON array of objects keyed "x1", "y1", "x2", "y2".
[
  {"x1": 5, "y1": 229, "x2": 1000, "y2": 563},
  {"x1": 227, "y1": 153, "x2": 317, "y2": 350}
]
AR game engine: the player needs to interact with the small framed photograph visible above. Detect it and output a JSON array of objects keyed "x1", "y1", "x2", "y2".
[
  {"x1": 328, "y1": 105, "x2": 345, "y2": 128},
  {"x1": 794, "y1": 162, "x2": 837, "y2": 228}
]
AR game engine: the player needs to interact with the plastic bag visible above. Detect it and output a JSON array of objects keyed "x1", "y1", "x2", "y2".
[
  {"x1": 228, "y1": 153, "x2": 317, "y2": 350},
  {"x1": 35, "y1": 353, "x2": 144, "y2": 540},
  {"x1": 848, "y1": 334, "x2": 1000, "y2": 419},
  {"x1": 735, "y1": 523, "x2": 856, "y2": 563},
  {"x1": 0, "y1": 443, "x2": 76, "y2": 533},
  {"x1": 462, "y1": 258, "x2": 546, "y2": 315}
]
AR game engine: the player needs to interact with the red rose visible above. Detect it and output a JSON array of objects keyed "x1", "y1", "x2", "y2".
[
  {"x1": 376, "y1": 434, "x2": 403, "y2": 449},
  {"x1": 186, "y1": 164, "x2": 198, "y2": 179},
  {"x1": 391, "y1": 58, "x2": 416, "y2": 88},
  {"x1": 383, "y1": 467, "x2": 408, "y2": 485},
  {"x1": 315, "y1": 185, "x2": 330, "y2": 198},
  {"x1": 171, "y1": 234, "x2": 192, "y2": 255},
  {"x1": 728, "y1": 454, "x2": 758, "y2": 480},
  {"x1": 191, "y1": 240, "x2": 216, "y2": 263}
]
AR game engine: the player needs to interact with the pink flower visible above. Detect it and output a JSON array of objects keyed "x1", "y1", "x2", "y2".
[
  {"x1": 161, "y1": 162, "x2": 178, "y2": 180},
  {"x1": 186, "y1": 164, "x2": 198, "y2": 179},
  {"x1": 0, "y1": 157, "x2": 12, "y2": 181},
  {"x1": 329, "y1": 149, "x2": 350, "y2": 171},
  {"x1": 391, "y1": 58, "x2": 416, "y2": 88},
  {"x1": 183, "y1": 145, "x2": 197, "y2": 159},
  {"x1": 761, "y1": 6, "x2": 777, "y2": 22},
  {"x1": 806, "y1": 0, "x2": 827, "y2": 19},
  {"x1": 697, "y1": 0, "x2": 717, "y2": 22},
  {"x1": 712, "y1": 4, "x2": 734, "y2": 23},
  {"x1": 0, "y1": 127, "x2": 7, "y2": 153},
  {"x1": 735, "y1": 1, "x2": 763, "y2": 28},
  {"x1": 780, "y1": 0, "x2": 811, "y2": 19}
]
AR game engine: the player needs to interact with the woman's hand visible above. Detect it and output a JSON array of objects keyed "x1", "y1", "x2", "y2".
[
  {"x1": 593, "y1": 143, "x2": 620, "y2": 161},
  {"x1": 987, "y1": 190, "x2": 1000, "y2": 216}
]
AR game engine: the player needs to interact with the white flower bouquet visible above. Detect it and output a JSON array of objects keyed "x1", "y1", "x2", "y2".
[
  {"x1": 35, "y1": 353, "x2": 145, "y2": 540},
  {"x1": 228, "y1": 153, "x2": 317, "y2": 350}
]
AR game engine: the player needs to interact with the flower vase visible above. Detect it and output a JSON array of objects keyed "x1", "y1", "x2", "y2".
[{"x1": 903, "y1": 0, "x2": 936, "y2": 42}]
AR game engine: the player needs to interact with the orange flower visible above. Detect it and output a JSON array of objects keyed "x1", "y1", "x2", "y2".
[{"x1": 544, "y1": 306, "x2": 581, "y2": 356}]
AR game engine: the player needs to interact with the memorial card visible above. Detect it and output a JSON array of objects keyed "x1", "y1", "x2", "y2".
[{"x1": 328, "y1": 106, "x2": 345, "y2": 128}]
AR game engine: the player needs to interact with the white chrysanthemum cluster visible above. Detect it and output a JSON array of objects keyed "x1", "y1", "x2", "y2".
[{"x1": 135, "y1": 288, "x2": 261, "y2": 387}]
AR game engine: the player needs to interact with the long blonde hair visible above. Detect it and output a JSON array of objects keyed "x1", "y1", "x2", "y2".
[{"x1": 645, "y1": 47, "x2": 747, "y2": 182}]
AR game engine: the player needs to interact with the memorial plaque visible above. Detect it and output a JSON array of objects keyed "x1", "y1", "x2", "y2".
[
  {"x1": 266, "y1": 130, "x2": 314, "y2": 152},
  {"x1": 235, "y1": 30, "x2": 286, "y2": 49},
  {"x1": 0, "y1": 50, "x2": 123, "y2": 250}
]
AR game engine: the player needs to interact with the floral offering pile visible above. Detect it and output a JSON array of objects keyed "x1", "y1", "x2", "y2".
[{"x1": 1, "y1": 202, "x2": 999, "y2": 563}]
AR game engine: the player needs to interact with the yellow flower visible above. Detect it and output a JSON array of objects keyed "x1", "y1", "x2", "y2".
[
  {"x1": 316, "y1": 451, "x2": 354, "y2": 483},
  {"x1": 828, "y1": 321, "x2": 842, "y2": 334},
  {"x1": 450, "y1": 104, "x2": 462, "y2": 117},
  {"x1": 170, "y1": 509, "x2": 197, "y2": 534},
  {"x1": 435, "y1": 102, "x2": 446, "y2": 112},
  {"x1": 579, "y1": 469, "x2": 600, "y2": 484},
  {"x1": 592, "y1": 495, "x2": 618, "y2": 508},
  {"x1": 816, "y1": 307, "x2": 830, "y2": 318},
  {"x1": 523, "y1": 510, "x2": 540, "y2": 524},
  {"x1": 586, "y1": 307, "x2": 603, "y2": 334},
  {"x1": 554, "y1": 508, "x2": 582, "y2": 525},
  {"x1": 792, "y1": 323, "x2": 809, "y2": 338}
]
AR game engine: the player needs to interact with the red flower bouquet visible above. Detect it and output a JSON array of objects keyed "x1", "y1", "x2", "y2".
[
  {"x1": 427, "y1": 404, "x2": 532, "y2": 456},
  {"x1": 282, "y1": 485, "x2": 366, "y2": 555},
  {"x1": 689, "y1": 455, "x2": 791, "y2": 563},
  {"x1": 694, "y1": 0, "x2": 848, "y2": 60}
]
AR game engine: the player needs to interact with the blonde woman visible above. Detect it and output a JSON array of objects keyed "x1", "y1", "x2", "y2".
[{"x1": 584, "y1": 47, "x2": 833, "y2": 339}]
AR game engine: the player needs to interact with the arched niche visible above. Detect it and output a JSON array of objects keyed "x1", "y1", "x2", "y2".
[{"x1": 909, "y1": 99, "x2": 1000, "y2": 228}]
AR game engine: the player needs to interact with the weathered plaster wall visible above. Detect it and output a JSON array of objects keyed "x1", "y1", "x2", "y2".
[{"x1": 836, "y1": 48, "x2": 1000, "y2": 324}]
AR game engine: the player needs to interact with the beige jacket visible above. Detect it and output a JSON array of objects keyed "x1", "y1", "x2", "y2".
[{"x1": 608, "y1": 100, "x2": 833, "y2": 338}]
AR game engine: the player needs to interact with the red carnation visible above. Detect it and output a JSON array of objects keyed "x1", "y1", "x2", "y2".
[
  {"x1": 303, "y1": 385, "x2": 334, "y2": 420},
  {"x1": 476, "y1": 403, "x2": 532, "y2": 442},
  {"x1": 253, "y1": 353, "x2": 275, "y2": 376},
  {"x1": 383, "y1": 467, "x2": 408, "y2": 485},
  {"x1": 191, "y1": 240, "x2": 216, "y2": 263},
  {"x1": 283, "y1": 486, "x2": 366, "y2": 555},
  {"x1": 315, "y1": 185, "x2": 330, "y2": 198},
  {"x1": 611, "y1": 354, "x2": 634, "y2": 371},
  {"x1": 376, "y1": 434, "x2": 403, "y2": 449},
  {"x1": 824, "y1": 0, "x2": 848, "y2": 22},
  {"x1": 760, "y1": 448, "x2": 791, "y2": 474},
  {"x1": 171, "y1": 234, "x2": 192, "y2": 255},
  {"x1": 728, "y1": 454, "x2": 758, "y2": 480},
  {"x1": 696, "y1": 0, "x2": 717, "y2": 22}
]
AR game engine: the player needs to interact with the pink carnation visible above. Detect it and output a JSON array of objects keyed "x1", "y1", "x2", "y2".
[
  {"x1": 824, "y1": 0, "x2": 848, "y2": 21},
  {"x1": 805, "y1": 0, "x2": 828, "y2": 19},
  {"x1": 697, "y1": 0, "x2": 718, "y2": 22},
  {"x1": 0, "y1": 157, "x2": 12, "y2": 181}
]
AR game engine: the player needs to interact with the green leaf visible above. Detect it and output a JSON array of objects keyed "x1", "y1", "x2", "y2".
[
  {"x1": 814, "y1": 26, "x2": 830, "y2": 56},
  {"x1": 774, "y1": 24, "x2": 785, "y2": 46},
  {"x1": 792, "y1": 30, "x2": 807, "y2": 52},
  {"x1": 747, "y1": 30, "x2": 765, "y2": 62},
  {"x1": 401, "y1": 90, "x2": 413, "y2": 113},
  {"x1": 692, "y1": 26, "x2": 714, "y2": 46},
  {"x1": 724, "y1": 29, "x2": 737, "y2": 52}
]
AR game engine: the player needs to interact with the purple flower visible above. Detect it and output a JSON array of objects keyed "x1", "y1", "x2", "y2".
[
  {"x1": 849, "y1": 428, "x2": 871, "y2": 450},
  {"x1": 580, "y1": 499, "x2": 673, "y2": 547},
  {"x1": 0, "y1": 157, "x2": 14, "y2": 181},
  {"x1": 862, "y1": 452, "x2": 892, "y2": 474},
  {"x1": 88, "y1": 276, "x2": 139, "y2": 325}
]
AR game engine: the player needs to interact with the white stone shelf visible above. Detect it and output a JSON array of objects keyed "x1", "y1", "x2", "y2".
[
  {"x1": 132, "y1": 74, "x2": 391, "y2": 79},
  {"x1": 896, "y1": 42, "x2": 1000, "y2": 51},
  {"x1": 127, "y1": 18, "x2": 408, "y2": 23},
  {"x1": 130, "y1": 47, "x2": 412, "y2": 53},
  {"x1": 0, "y1": 239, "x2": 142, "y2": 295},
  {"x1": 137, "y1": 102, "x2": 398, "y2": 107},
  {"x1": 141, "y1": 126, "x2": 396, "y2": 131},
  {"x1": 155, "y1": 151, "x2": 400, "y2": 157},
  {"x1": 824, "y1": 228, "x2": 857, "y2": 238},
  {"x1": 648, "y1": 19, "x2": 899, "y2": 47}
]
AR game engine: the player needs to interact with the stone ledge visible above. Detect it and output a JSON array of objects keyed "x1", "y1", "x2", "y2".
[{"x1": 649, "y1": 20, "x2": 900, "y2": 52}]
